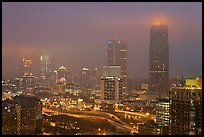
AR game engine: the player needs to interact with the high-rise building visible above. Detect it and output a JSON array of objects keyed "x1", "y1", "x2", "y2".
[
  {"x1": 2, "y1": 95, "x2": 42, "y2": 135},
  {"x1": 55, "y1": 65, "x2": 73, "y2": 85},
  {"x1": 107, "y1": 39, "x2": 127, "y2": 97},
  {"x1": 19, "y1": 58, "x2": 35, "y2": 90},
  {"x1": 80, "y1": 67, "x2": 98, "y2": 91},
  {"x1": 20, "y1": 58, "x2": 33, "y2": 77},
  {"x1": 149, "y1": 19, "x2": 169, "y2": 98},
  {"x1": 170, "y1": 77, "x2": 202, "y2": 135},
  {"x1": 100, "y1": 66, "x2": 123, "y2": 104},
  {"x1": 40, "y1": 56, "x2": 52, "y2": 87},
  {"x1": 155, "y1": 98, "x2": 170, "y2": 135}
]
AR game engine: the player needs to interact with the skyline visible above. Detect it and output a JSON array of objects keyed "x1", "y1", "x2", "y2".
[{"x1": 2, "y1": 2, "x2": 202, "y2": 80}]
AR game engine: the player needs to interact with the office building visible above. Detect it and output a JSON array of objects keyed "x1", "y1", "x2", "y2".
[
  {"x1": 107, "y1": 39, "x2": 127, "y2": 97},
  {"x1": 40, "y1": 56, "x2": 52, "y2": 87},
  {"x1": 81, "y1": 67, "x2": 98, "y2": 91},
  {"x1": 149, "y1": 19, "x2": 169, "y2": 98},
  {"x1": 2, "y1": 100, "x2": 18, "y2": 134},
  {"x1": 155, "y1": 98, "x2": 170, "y2": 135},
  {"x1": 19, "y1": 58, "x2": 35, "y2": 90},
  {"x1": 138, "y1": 120, "x2": 168, "y2": 135},
  {"x1": 170, "y1": 78, "x2": 202, "y2": 135},
  {"x1": 100, "y1": 66, "x2": 123, "y2": 104},
  {"x1": 2, "y1": 95, "x2": 42, "y2": 135}
]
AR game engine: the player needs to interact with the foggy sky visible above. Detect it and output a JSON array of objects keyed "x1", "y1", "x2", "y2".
[{"x1": 2, "y1": 2, "x2": 202, "y2": 80}]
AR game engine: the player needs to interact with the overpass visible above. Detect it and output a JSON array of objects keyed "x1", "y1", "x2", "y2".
[{"x1": 42, "y1": 108, "x2": 137, "y2": 133}]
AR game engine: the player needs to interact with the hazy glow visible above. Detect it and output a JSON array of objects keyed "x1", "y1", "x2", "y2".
[
  {"x1": 2, "y1": 2, "x2": 202, "y2": 79},
  {"x1": 152, "y1": 18, "x2": 167, "y2": 26}
]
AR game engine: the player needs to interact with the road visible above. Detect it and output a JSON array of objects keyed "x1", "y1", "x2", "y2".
[
  {"x1": 115, "y1": 110, "x2": 156, "y2": 121},
  {"x1": 42, "y1": 108, "x2": 136, "y2": 133}
]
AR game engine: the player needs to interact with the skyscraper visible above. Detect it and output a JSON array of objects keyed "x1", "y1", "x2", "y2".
[
  {"x1": 149, "y1": 19, "x2": 169, "y2": 97},
  {"x1": 170, "y1": 78, "x2": 202, "y2": 135},
  {"x1": 19, "y1": 58, "x2": 33, "y2": 77},
  {"x1": 40, "y1": 56, "x2": 52, "y2": 86},
  {"x1": 107, "y1": 39, "x2": 127, "y2": 97},
  {"x1": 19, "y1": 58, "x2": 35, "y2": 90},
  {"x1": 80, "y1": 67, "x2": 98, "y2": 91}
]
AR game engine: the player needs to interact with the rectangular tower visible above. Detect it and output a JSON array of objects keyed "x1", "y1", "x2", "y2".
[
  {"x1": 149, "y1": 19, "x2": 169, "y2": 98},
  {"x1": 107, "y1": 39, "x2": 127, "y2": 97},
  {"x1": 40, "y1": 56, "x2": 52, "y2": 86},
  {"x1": 101, "y1": 66, "x2": 123, "y2": 104},
  {"x1": 170, "y1": 78, "x2": 202, "y2": 135},
  {"x1": 81, "y1": 67, "x2": 98, "y2": 91}
]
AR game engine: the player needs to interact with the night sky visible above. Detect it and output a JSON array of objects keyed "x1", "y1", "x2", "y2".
[{"x1": 2, "y1": 2, "x2": 202, "y2": 80}]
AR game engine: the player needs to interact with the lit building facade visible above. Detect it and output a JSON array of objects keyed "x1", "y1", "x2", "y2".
[
  {"x1": 56, "y1": 66, "x2": 68, "y2": 84},
  {"x1": 101, "y1": 66, "x2": 123, "y2": 104},
  {"x1": 2, "y1": 100, "x2": 18, "y2": 134},
  {"x1": 2, "y1": 95, "x2": 42, "y2": 135},
  {"x1": 19, "y1": 58, "x2": 35, "y2": 90},
  {"x1": 149, "y1": 19, "x2": 169, "y2": 98},
  {"x1": 40, "y1": 56, "x2": 52, "y2": 86},
  {"x1": 170, "y1": 78, "x2": 202, "y2": 135},
  {"x1": 155, "y1": 98, "x2": 170, "y2": 135},
  {"x1": 19, "y1": 58, "x2": 33, "y2": 77},
  {"x1": 107, "y1": 39, "x2": 127, "y2": 97}
]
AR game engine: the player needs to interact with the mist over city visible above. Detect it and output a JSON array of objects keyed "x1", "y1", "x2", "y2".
[
  {"x1": 2, "y1": 2, "x2": 202, "y2": 135},
  {"x1": 2, "y1": 2, "x2": 202, "y2": 80}
]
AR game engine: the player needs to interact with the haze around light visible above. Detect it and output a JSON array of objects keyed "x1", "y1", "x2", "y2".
[{"x1": 2, "y1": 2, "x2": 202, "y2": 80}]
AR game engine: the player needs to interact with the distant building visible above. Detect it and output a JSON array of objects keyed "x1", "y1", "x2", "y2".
[
  {"x1": 55, "y1": 83, "x2": 66, "y2": 94},
  {"x1": 141, "y1": 83, "x2": 148, "y2": 92},
  {"x1": 170, "y1": 77, "x2": 202, "y2": 135},
  {"x1": 19, "y1": 58, "x2": 33, "y2": 77},
  {"x1": 19, "y1": 58, "x2": 35, "y2": 91},
  {"x1": 149, "y1": 19, "x2": 169, "y2": 98},
  {"x1": 40, "y1": 56, "x2": 52, "y2": 87},
  {"x1": 56, "y1": 65, "x2": 72, "y2": 85},
  {"x1": 100, "y1": 66, "x2": 123, "y2": 104},
  {"x1": 107, "y1": 39, "x2": 128, "y2": 97},
  {"x1": 80, "y1": 67, "x2": 98, "y2": 92}
]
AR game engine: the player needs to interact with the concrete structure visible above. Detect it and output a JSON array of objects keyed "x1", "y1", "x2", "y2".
[
  {"x1": 40, "y1": 56, "x2": 52, "y2": 87},
  {"x1": 170, "y1": 78, "x2": 202, "y2": 135},
  {"x1": 19, "y1": 58, "x2": 35, "y2": 90},
  {"x1": 101, "y1": 66, "x2": 123, "y2": 104},
  {"x1": 107, "y1": 39, "x2": 127, "y2": 97},
  {"x1": 80, "y1": 67, "x2": 98, "y2": 92},
  {"x1": 2, "y1": 95, "x2": 42, "y2": 135},
  {"x1": 155, "y1": 98, "x2": 170, "y2": 135},
  {"x1": 149, "y1": 19, "x2": 169, "y2": 98}
]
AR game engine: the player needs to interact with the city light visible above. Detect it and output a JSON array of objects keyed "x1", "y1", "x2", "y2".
[{"x1": 2, "y1": 2, "x2": 201, "y2": 136}]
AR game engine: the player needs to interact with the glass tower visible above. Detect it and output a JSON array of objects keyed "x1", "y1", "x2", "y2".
[{"x1": 149, "y1": 19, "x2": 169, "y2": 98}]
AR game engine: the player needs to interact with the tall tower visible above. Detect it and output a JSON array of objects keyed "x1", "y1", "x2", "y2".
[
  {"x1": 81, "y1": 67, "x2": 98, "y2": 91},
  {"x1": 107, "y1": 39, "x2": 127, "y2": 97},
  {"x1": 149, "y1": 19, "x2": 169, "y2": 97},
  {"x1": 40, "y1": 56, "x2": 52, "y2": 86},
  {"x1": 19, "y1": 58, "x2": 35, "y2": 90},
  {"x1": 19, "y1": 58, "x2": 33, "y2": 77}
]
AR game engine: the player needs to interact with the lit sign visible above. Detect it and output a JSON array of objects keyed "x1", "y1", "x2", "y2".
[{"x1": 107, "y1": 41, "x2": 112, "y2": 44}]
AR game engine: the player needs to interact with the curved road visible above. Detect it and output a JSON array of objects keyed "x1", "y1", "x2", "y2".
[{"x1": 42, "y1": 108, "x2": 136, "y2": 133}]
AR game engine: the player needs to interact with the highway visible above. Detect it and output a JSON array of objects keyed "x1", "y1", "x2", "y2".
[
  {"x1": 42, "y1": 108, "x2": 136, "y2": 133},
  {"x1": 115, "y1": 110, "x2": 156, "y2": 121}
]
